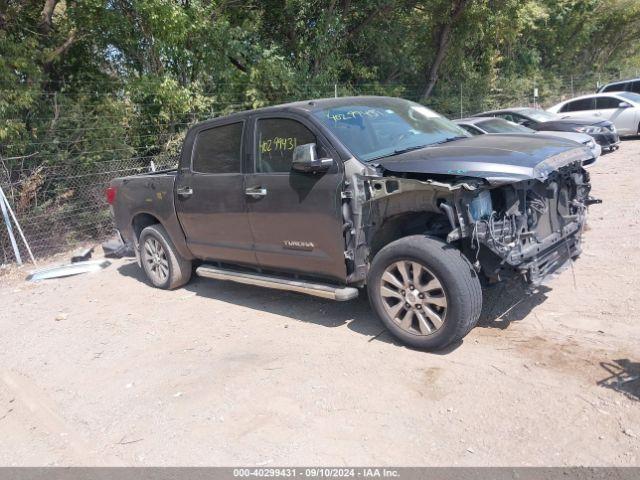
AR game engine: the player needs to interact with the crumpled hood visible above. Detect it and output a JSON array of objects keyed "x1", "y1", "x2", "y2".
[{"x1": 374, "y1": 134, "x2": 591, "y2": 185}]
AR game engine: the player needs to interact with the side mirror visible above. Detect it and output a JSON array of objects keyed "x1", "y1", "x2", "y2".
[
  {"x1": 618, "y1": 101, "x2": 631, "y2": 108},
  {"x1": 291, "y1": 143, "x2": 333, "y2": 173}
]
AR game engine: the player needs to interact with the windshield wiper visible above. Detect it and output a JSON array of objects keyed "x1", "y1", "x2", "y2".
[
  {"x1": 367, "y1": 136, "x2": 467, "y2": 162},
  {"x1": 392, "y1": 144, "x2": 430, "y2": 155},
  {"x1": 429, "y1": 136, "x2": 467, "y2": 145},
  {"x1": 368, "y1": 144, "x2": 430, "y2": 161}
]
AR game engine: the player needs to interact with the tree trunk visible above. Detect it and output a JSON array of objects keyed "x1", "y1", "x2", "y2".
[
  {"x1": 420, "y1": 0, "x2": 470, "y2": 101},
  {"x1": 42, "y1": 29, "x2": 77, "y2": 73},
  {"x1": 39, "y1": 0, "x2": 58, "y2": 34}
]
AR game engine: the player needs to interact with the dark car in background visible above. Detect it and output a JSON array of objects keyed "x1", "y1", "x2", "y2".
[
  {"x1": 473, "y1": 107, "x2": 620, "y2": 151},
  {"x1": 454, "y1": 116, "x2": 600, "y2": 165}
]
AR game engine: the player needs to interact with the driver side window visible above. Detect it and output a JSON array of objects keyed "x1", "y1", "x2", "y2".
[
  {"x1": 496, "y1": 113, "x2": 515, "y2": 122},
  {"x1": 255, "y1": 118, "x2": 324, "y2": 173}
]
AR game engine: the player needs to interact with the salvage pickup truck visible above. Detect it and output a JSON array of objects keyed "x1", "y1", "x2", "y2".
[{"x1": 107, "y1": 96, "x2": 599, "y2": 350}]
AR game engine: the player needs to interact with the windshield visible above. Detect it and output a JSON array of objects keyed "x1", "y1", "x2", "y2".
[
  {"x1": 617, "y1": 92, "x2": 640, "y2": 104},
  {"x1": 477, "y1": 118, "x2": 533, "y2": 133},
  {"x1": 520, "y1": 108, "x2": 558, "y2": 122},
  {"x1": 312, "y1": 98, "x2": 470, "y2": 161}
]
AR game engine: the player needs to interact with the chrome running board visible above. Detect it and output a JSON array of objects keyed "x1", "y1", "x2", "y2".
[{"x1": 196, "y1": 264, "x2": 359, "y2": 301}]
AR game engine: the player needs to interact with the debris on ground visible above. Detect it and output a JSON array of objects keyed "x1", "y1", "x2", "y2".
[
  {"x1": 26, "y1": 260, "x2": 111, "y2": 282},
  {"x1": 71, "y1": 246, "x2": 95, "y2": 263},
  {"x1": 102, "y1": 235, "x2": 135, "y2": 259}
]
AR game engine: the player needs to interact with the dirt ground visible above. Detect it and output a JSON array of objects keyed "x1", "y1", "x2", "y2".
[{"x1": 1, "y1": 140, "x2": 639, "y2": 467}]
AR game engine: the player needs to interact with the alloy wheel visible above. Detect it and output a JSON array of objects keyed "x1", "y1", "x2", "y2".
[
  {"x1": 380, "y1": 260, "x2": 448, "y2": 336},
  {"x1": 143, "y1": 237, "x2": 169, "y2": 284}
]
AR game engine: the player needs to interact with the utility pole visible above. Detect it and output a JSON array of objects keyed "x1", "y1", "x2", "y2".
[{"x1": 570, "y1": 75, "x2": 574, "y2": 97}]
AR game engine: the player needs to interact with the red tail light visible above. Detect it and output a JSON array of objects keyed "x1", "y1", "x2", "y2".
[{"x1": 106, "y1": 186, "x2": 117, "y2": 205}]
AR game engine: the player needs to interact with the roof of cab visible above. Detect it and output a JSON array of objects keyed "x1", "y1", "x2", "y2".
[{"x1": 192, "y1": 95, "x2": 395, "y2": 128}]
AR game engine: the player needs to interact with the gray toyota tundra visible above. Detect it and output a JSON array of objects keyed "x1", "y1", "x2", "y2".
[{"x1": 107, "y1": 96, "x2": 599, "y2": 350}]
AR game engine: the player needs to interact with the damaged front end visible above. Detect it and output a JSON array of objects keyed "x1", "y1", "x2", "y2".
[
  {"x1": 455, "y1": 160, "x2": 599, "y2": 285},
  {"x1": 342, "y1": 148, "x2": 601, "y2": 287}
]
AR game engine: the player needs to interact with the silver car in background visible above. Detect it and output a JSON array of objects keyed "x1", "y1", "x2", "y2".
[{"x1": 547, "y1": 92, "x2": 640, "y2": 137}]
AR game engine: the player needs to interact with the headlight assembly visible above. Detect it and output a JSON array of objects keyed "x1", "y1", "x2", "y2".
[{"x1": 575, "y1": 126, "x2": 603, "y2": 134}]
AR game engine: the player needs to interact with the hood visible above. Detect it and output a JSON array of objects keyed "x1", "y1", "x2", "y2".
[
  {"x1": 538, "y1": 117, "x2": 612, "y2": 129},
  {"x1": 374, "y1": 134, "x2": 591, "y2": 185},
  {"x1": 536, "y1": 130, "x2": 592, "y2": 144}
]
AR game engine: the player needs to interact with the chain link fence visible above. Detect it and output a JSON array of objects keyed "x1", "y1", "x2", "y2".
[
  {"x1": 0, "y1": 153, "x2": 178, "y2": 265},
  {"x1": 1, "y1": 71, "x2": 637, "y2": 266}
]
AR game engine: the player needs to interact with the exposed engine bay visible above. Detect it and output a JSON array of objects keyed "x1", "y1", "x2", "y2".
[
  {"x1": 341, "y1": 158, "x2": 601, "y2": 286},
  {"x1": 460, "y1": 161, "x2": 597, "y2": 284}
]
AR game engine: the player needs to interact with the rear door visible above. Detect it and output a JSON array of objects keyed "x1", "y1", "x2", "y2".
[
  {"x1": 175, "y1": 120, "x2": 257, "y2": 265},
  {"x1": 558, "y1": 97, "x2": 597, "y2": 119},
  {"x1": 244, "y1": 113, "x2": 347, "y2": 283}
]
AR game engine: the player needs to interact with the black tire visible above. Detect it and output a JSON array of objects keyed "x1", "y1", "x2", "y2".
[
  {"x1": 139, "y1": 224, "x2": 192, "y2": 289},
  {"x1": 367, "y1": 235, "x2": 482, "y2": 351}
]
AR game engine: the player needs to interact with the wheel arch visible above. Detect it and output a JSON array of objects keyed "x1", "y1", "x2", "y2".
[
  {"x1": 132, "y1": 212, "x2": 162, "y2": 243},
  {"x1": 369, "y1": 211, "x2": 450, "y2": 258}
]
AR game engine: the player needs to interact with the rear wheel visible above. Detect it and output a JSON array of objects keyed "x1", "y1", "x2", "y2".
[
  {"x1": 367, "y1": 235, "x2": 482, "y2": 351},
  {"x1": 139, "y1": 224, "x2": 192, "y2": 289}
]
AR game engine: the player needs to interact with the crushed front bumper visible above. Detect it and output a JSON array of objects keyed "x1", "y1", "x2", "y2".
[
  {"x1": 518, "y1": 231, "x2": 582, "y2": 285},
  {"x1": 466, "y1": 161, "x2": 597, "y2": 284}
]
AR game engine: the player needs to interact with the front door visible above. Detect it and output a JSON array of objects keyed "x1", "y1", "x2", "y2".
[
  {"x1": 595, "y1": 96, "x2": 637, "y2": 135},
  {"x1": 245, "y1": 115, "x2": 347, "y2": 283},
  {"x1": 175, "y1": 120, "x2": 257, "y2": 265}
]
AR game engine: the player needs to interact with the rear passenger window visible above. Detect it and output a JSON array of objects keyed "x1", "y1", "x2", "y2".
[
  {"x1": 255, "y1": 118, "x2": 321, "y2": 173},
  {"x1": 596, "y1": 97, "x2": 621, "y2": 109},
  {"x1": 562, "y1": 98, "x2": 595, "y2": 112},
  {"x1": 631, "y1": 81, "x2": 640, "y2": 94},
  {"x1": 460, "y1": 125, "x2": 482, "y2": 135},
  {"x1": 602, "y1": 83, "x2": 624, "y2": 93},
  {"x1": 496, "y1": 113, "x2": 515, "y2": 122},
  {"x1": 192, "y1": 123, "x2": 243, "y2": 174}
]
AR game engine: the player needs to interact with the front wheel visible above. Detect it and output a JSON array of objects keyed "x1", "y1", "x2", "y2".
[{"x1": 367, "y1": 235, "x2": 482, "y2": 351}]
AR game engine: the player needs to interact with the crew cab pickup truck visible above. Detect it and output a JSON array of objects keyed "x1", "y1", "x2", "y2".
[{"x1": 108, "y1": 96, "x2": 599, "y2": 350}]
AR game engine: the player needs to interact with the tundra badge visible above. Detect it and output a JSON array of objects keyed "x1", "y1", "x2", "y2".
[{"x1": 283, "y1": 240, "x2": 315, "y2": 251}]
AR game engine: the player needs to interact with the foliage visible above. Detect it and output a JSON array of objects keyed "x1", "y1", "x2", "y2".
[{"x1": 0, "y1": 0, "x2": 639, "y2": 219}]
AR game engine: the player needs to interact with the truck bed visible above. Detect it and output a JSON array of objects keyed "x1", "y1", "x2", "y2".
[{"x1": 110, "y1": 169, "x2": 185, "y2": 256}]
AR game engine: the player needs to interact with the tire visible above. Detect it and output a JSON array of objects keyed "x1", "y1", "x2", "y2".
[
  {"x1": 367, "y1": 235, "x2": 482, "y2": 351},
  {"x1": 139, "y1": 224, "x2": 192, "y2": 289}
]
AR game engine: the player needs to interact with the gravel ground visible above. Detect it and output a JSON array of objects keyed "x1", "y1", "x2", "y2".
[{"x1": 1, "y1": 140, "x2": 639, "y2": 466}]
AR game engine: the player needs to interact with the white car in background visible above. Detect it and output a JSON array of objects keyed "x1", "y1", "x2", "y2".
[
  {"x1": 548, "y1": 92, "x2": 640, "y2": 137},
  {"x1": 454, "y1": 116, "x2": 600, "y2": 165}
]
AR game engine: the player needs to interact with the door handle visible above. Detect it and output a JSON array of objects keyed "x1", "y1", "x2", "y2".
[
  {"x1": 245, "y1": 186, "x2": 267, "y2": 198},
  {"x1": 176, "y1": 186, "x2": 193, "y2": 198}
]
